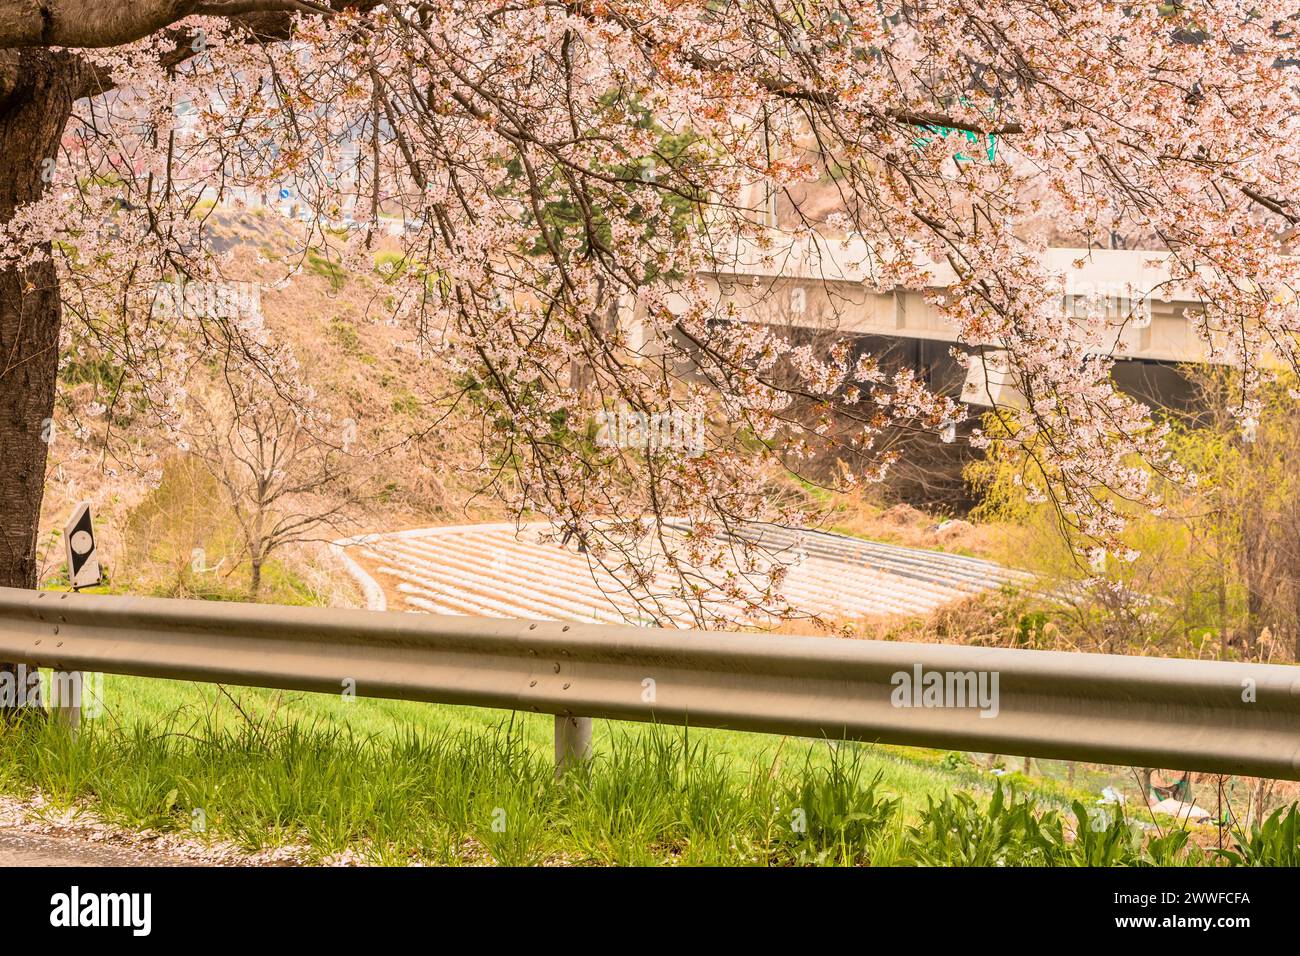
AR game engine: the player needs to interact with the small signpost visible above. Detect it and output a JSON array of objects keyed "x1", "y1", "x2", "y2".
[
  {"x1": 64, "y1": 501, "x2": 101, "y2": 590},
  {"x1": 57, "y1": 502, "x2": 101, "y2": 730}
]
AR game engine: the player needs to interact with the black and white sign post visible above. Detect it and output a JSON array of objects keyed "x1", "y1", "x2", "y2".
[
  {"x1": 64, "y1": 501, "x2": 101, "y2": 591},
  {"x1": 57, "y1": 502, "x2": 102, "y2": 729}
]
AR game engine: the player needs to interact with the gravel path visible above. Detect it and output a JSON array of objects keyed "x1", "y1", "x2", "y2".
[{"x1": 0, "y1": 828, "x2": 197, "y2": 866}]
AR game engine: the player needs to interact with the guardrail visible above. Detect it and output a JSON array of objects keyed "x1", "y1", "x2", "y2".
[{"x1": 2, "y1": 585, "x2": 1298, "y2": 779}]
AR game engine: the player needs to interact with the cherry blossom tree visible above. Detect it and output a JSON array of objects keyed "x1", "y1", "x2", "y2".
[{"x1": 2, "y1": 1, "x2": 1300, "y2": 634}]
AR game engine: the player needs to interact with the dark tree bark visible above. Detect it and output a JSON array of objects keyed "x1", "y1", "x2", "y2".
[
  {"x1": 0, "y1": 5, "x2": 381, "y2": 719},
  {"x1": 0, "y1": 51, "x2": 76, "y2": 708},
  {"x1": 0, "y1": 1, "x2": 316, "y2": 50}
]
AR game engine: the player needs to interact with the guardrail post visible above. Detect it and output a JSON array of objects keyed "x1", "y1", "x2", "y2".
[
  {"x1": 49, "y1": 670, "x2": 81, "y2": 734},
  {"x1": 554, "y1": 715, "x2": 592, "y2": 776}
]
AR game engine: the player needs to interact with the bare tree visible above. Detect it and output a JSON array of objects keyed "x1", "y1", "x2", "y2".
[{"x1": 187, "y1": 379, "x2": 366, "y2": 599}]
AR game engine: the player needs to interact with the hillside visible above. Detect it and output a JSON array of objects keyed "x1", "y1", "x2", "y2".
[
  {"x1": 37, "y1": 207, "x2": 1002, "y2": 608},
  {"x1": 36, "y1": 210, "x2": 505, "y2": 602}
]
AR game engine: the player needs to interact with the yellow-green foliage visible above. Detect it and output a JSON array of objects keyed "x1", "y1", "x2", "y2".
[
  {"x1": 373, "y1": 251, "x2": 408, "y2": 277},
  {"x1": 122, "y1": 455, "x2": 244, "y2": 597},
  {"x1": 306, "y1": 249, "x2": 346, "y2": 289},
  {"x1": 965, "y1": 413, "x2": 1038, "y2": 527},
  {"x1": 964, "y1": 371, "x2": 1300, "y2": 661}
]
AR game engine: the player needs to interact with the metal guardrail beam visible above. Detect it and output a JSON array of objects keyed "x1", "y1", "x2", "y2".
[{"x1": 2, "y1": 586, "x2": 1299, "y2": 779}]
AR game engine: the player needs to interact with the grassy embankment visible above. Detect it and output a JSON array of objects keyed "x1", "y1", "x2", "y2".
[{"x1": 3, "y1": 666, "x2": 1293, "y2": 866}]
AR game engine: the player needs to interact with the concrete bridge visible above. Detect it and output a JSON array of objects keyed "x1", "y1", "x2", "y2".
[{"x1": 630, "y1": 233, "x2": 1218, "y2": 410}]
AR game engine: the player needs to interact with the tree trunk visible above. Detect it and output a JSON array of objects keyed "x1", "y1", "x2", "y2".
[
  {"x1": 1249, "y1": 777, "x2": 1269, "y2": 828},
  {"x1": 1138, "y1": 768, "x2": 1153, "y2": 805},
  {"x1": 0, "y1": 52, "x2": 76, "y2": 711},
  {"x1": 249, "y1": 557, "x2": 263, "y2": 599},
  {"x1": 1292, "y1": 582, "x2": 1300, "y2": 663}
]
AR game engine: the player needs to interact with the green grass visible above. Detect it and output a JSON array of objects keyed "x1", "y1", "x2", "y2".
[
  {"x1": 49, "y1": 558, "x2": 331, "y2": 608},
  {"x1": 306, "y1": 250, "x2": 347, "y2": 289},
  {"x1": 73, "y1": 674, "x2": 984, "y2": 816},
  {"x1": 2, "y1": 675, "x2": 1296, "y2": 865}
]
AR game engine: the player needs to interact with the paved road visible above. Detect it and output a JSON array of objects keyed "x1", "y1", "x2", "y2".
[{"x1": 0, "y1": 829, "x2": 194, "y2": 866}]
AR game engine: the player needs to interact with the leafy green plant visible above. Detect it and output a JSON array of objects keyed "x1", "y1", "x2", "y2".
[
  {"x1": 1217, "y1": 805, "x2": 1300, "y2": 866},
  {"x1": 903, "y1": 784, "x2": 1055, "y2": 866},
  {"x1": 774, "y1": 746, "x2": 901, "y2": 865},
  {"x1": 939, "y1": 751, "x2": 969, "y2": 772},
  {"x1": 1044, "y1": 802, "x2": 1142, "y2": 866},
  {"x1": 1142, "y1": 827, "x2": 1201, "y2": 867}
]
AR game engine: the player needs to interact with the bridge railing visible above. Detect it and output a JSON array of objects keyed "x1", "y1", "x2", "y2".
[{"x1": 1, "y1": 586, "x2": 1297, "y2": 779}]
